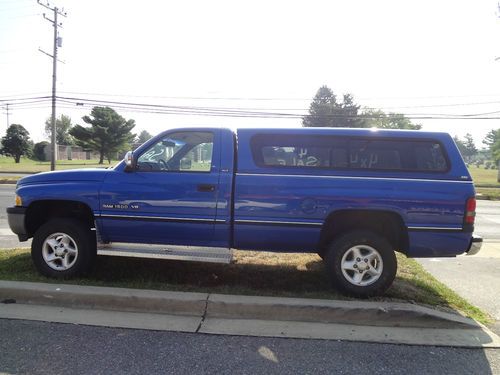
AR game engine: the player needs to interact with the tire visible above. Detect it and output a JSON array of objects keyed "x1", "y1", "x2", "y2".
[
  {"x1": 31, "y1": 218, "x2": 96, "y2": 278},
  {"x1": 324, "y1": 231, "x2": 397, "y2": 298}
]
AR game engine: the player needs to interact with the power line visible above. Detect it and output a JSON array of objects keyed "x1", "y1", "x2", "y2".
[
  {"x1": 55, "y1": 96, "x2": 500, "y2": 120},
  {"x1": 49, "y1": 90, "x2": 500, "y2": 111},
  {"x1": 6, "y1": 90, "x2": 500, "y2": 107},
  {"x1": 4, "y1": 94, "x2": 500, "y2": 120},
  {"x1": 0, "y1": 92, "x2": 49, "y2": 99},
  {"x1": 2, "y1": 103, "x2": 11, "y2": 128},
  {"x1": 55, "y1": 92, "x2": 500, "y2": 111},
  {"x1": 55, "y1": 90, "x2": 500, "y2": 102},
  {"x1": 0, "y1": 96, "x2": 52, "y2": 103}
]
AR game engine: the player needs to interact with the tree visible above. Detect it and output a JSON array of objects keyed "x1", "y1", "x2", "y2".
[
  {"x1": 45, "y1": 114, "x2": 74, "y2": 145},
  {"x1": 1, "y1": 124, "x2": 32, "y2": 163},
  {"x1": 483, "y1": 129, "x2": 500, "y2": 163},
  {"x1": 483, "y1": 129, "x2": 500, "y2": 148},
  {"x1": 453, "y1": 134, "x2": 478, "y2": 163},
  {"x1": 361, "y1": 109, "x2": 422, "y2": 130},
  {"x1": 137, "y1": 130, "x2": 153, "y2": 144},
  {"x1": 453, "y1": 135, "x2": 467, "y2": 158},
  {"x1": 462, "y1": 133, "x2": 478, "y2": 162},
  {"x1": 33, "y1": 141, "x2": 49, "y2": 161},
  {"x1": 492, "y1": 141, "x2": 500, "y2": 164},
  {"x1": 69, "y1": 107, "x2": 136, "y2": 164},
  {"x1": 303, "y1": 86, "x2": 367, "y2": 128}
]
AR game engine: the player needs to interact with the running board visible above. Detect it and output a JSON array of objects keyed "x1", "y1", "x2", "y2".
[{"x1": 97, "y1": 243, "x2": 233, "y2": 264}]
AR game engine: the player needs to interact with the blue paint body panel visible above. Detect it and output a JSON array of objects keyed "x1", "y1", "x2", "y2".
[
  {"x1": 13, "y1": 126, "x2": 478, "y2": 258},
  {"x1": 16, "y1": 168, "x2": 108, "y2": 211}
]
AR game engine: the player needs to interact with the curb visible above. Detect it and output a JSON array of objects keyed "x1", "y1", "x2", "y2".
[{"x1": 0, "y1": 280, "x2": 478, "y2": 329}]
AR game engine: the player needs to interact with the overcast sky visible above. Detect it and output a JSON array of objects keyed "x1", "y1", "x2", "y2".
[{"x1": 1, "y1": 0, "x2": 500, "y2": 146}]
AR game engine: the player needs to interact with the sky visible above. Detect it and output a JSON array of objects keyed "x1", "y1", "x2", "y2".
[{"x1": 1, "y1": 0, "x2": 500, "y2": 147}]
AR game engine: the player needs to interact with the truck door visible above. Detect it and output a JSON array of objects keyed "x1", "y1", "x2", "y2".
[{"x1": 99, "y1": 130, "x2": 221, "y2": 246}]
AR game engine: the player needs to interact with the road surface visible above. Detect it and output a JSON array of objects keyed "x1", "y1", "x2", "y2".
[{"x1": 0, "y1": 319, "x2": 498, "y2": 375}]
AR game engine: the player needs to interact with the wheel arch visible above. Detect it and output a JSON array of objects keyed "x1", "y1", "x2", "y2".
[
  {"x1": 25, "y1": 199, "x2": 95, "y2": 238},
  {"x1": 318, "y1": 209, "x2": 409, "y2": 255}
]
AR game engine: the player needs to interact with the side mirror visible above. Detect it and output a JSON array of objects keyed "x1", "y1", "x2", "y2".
[{"x1": 124, "y1": 151, "x2": 135, "y2": 172}]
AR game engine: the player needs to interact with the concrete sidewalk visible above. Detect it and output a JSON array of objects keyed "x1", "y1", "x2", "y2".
[
  {"x1": 417, "y1": 241, "x2": 500, "y2": 328},
  {"x1": 1, "y1": 280, "x2": 499, "y2": 348}
]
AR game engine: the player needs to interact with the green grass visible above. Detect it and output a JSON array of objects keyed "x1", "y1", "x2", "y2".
[
  {"x1": 468, "y1": 166, "x2": 500, "y2": 187},
  {"x1": 467, "y1": 166, "x2": 500, "y2": 200},
  {"x1": 0, "y1": 157, "x2": 119, "y2": 173},
  {"x1": 0, "y1": 176, "x2": 21, "y2": 184},
  {"x1": 476, "y1": 187, "x2": 500, "y2": 200},
  {"x1": 0, "y1": 248, "x2": 490, "y2": 325}
]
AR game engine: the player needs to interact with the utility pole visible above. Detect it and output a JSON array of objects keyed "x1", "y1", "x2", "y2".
[
  {"x1": 37, "y1": 0, "x2": 66, "y2": 171},
  {"x1": 3, "y1": 103, "x2": 10, "y2": 128}
]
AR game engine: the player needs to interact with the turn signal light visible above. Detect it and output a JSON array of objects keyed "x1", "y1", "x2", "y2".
[
  {"x1": 465, "y1": 197, "x2": 476, "y2": 225},
  {"x1": 15, "y1": 195, "x2": 22, "y2": 206}
]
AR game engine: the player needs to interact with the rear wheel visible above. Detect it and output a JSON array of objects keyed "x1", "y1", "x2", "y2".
[
  {"x1": 324, "y1": 231, "x2": 397, "y2": 297},
  {"x1": 31, "y1": 218, "x2": 96, "y2": 278}
]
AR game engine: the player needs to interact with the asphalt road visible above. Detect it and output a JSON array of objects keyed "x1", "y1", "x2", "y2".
[
  {"x1": 0, "y1": 185, "x2": 28, "y2": 248},
  {"x1": 0, "y1": 318, "x2": 498, "y2": 375},
  {"x1": 476, "y1": 200, "x2": 500, "y2": 241}
]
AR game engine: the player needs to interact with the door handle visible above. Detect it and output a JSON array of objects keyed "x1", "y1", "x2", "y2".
[{"x1": 197, "y1": 184, "x2": 216, "y2": 192}]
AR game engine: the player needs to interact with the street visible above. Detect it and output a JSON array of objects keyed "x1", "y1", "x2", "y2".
[
  {"x1": 475, "y1": 200, "x2": 500, "y2": 242},
  {"x1": 0, "y1": 185, "x2": 31, "y2": 248},
  {"x1": 0, "y1": 319, "x2": 498, "y2": 375}
]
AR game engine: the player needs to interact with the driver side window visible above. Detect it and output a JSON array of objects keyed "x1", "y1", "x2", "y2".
[{"x1": 136, "y1": 131, "x2": 214, "y2": 172}]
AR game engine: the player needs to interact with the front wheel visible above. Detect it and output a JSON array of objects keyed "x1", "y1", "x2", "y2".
[
  {"x1": 31, "y1": 218, "x2": 96, "y2": 278},
  {"x1": 324, "y1": 231, "x2": 397, "y2": 298}
]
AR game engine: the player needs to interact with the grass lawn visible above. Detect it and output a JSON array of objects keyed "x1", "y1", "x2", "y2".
[
  {"x1": 0, "y1": 176, "x2": 22, "y2": 184},
  {"x1": 468, "y1": 165, "x2": 500, "y2": 187},
  {"x1": 468, "y1": 166, "x2": 500, "y2": 200},
  {"x1": 0, "y1": 248, "x2": 490, "y2": 325},
  {"x1": 476, "y1": 187, "x2": 500, "y2": 200},
  {"x1": 0, "y1": 157, "x2": 119, "y2": 173}
]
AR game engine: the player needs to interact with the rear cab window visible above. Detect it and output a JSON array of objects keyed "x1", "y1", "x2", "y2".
[{"x1": 251, "y1": 134, "x2": 449, "y2": 173}]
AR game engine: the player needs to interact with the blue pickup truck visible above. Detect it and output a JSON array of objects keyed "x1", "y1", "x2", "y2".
[{"x1": 7, "y1": 127, "x2": 482, "y2": 297}]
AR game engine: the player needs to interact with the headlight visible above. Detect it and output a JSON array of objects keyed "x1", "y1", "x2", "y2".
[{"x1": 15, "y1": 195, "x2": 22, "y2": 206}]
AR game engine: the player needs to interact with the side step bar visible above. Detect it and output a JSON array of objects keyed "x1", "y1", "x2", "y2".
[{"x1": 97, "y1": 243, "x2": 233, "y2": 264}]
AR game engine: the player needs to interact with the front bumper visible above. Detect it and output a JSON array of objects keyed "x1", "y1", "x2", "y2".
[
  {"x1": 466, "y1": 235, "x2": 483, "y2": 256},
  {"x1": 6, "y1": 206, "x2": 29, "y2": 241}
]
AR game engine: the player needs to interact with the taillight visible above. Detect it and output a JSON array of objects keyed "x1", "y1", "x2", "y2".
[{"x1": 465, "y1": 197, "x2": 476, "y2": 225}]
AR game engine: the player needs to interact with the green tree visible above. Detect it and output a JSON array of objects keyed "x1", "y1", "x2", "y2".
[
  {"x1": 453, "y1": 134, "x2": 478, "y2": 163},
  {"x1": 302, "y1": 86, "x2": 367, "y2": 128},
  {"x1": 483, "y1": 129, "x2": 500, "y2": 148},
  {"x1": 45, "y1": 114, "x2": 74, "y2": 145},
  {"x1": 33, "y1": 141, "x2": 49, "y2": 161},
  {"x1": 482, "y1": 128, "x2": 500, "y2": 163},
  {"x1": 69, "y1": 107, "x2": 136, "y2": 164},
  {"x1": 453, "y1": 135, "x2": 467, "y2": 158},
  {"x1": 462, "y1": 133, "x2": 478, "y2": 162},
  {"x1": 492, "y1": 140, "x2": 500, "y2": 164},
  {"x1": 361, "y1": 109, "x2": 422, "y2": 129},
  {"x1": 137, "y1": 130, "x2": 153, "y2": 144},
  {"x1": 1, "y1": 124, "x2": 32, "y2": 163}
]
